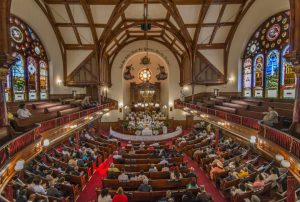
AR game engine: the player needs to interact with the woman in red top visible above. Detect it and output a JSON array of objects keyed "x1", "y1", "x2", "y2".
[{"x1": 112, "y1": 187, "x2": 128, "y2": 202}]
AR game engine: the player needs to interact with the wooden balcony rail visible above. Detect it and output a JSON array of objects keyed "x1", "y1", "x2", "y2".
[{"x1": 174, "y1": 100, "x2": 300, "y2": 160}]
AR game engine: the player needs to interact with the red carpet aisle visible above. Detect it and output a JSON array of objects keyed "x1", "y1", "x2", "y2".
[
  {"x1": 77, "y1": 156, "x2": 113, "y2": 202},
  {"x1": 184, "y1": 155, "x2": 227, "y2": 202}
]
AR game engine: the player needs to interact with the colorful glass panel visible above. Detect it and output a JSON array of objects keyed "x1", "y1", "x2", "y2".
[
  {"x1": 4, "y1": 73, "x2": 11, "y2": 102},
  {"x1": 11, "y1": 53, "x2": 26, "y2": 101},
  {"x1": 253, "y1": 54, "x2": 264, "y2": 97},
  {"x1": 39, "y1": 60, "x2": 48, "y2": 100},
  {"x1": 243, "y1": 58, "x2": 252, "y2": 97},
  {"x1": 281, "y1": 45, "x2": 295, "y2": 98},
  {"x1": 8, "y1": 15, "x2": 49, "y2": 101},
  {"x1": 27, "y1": 56, "x2": 38, "y2": 100},
  {"x1": 266, "y1": 50, "x2": 280, "y2": 98}
]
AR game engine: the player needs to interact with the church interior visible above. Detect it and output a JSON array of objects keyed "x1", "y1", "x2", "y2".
[{"x1": 0, "y1": 0, "x2": 300, "y2": 201}]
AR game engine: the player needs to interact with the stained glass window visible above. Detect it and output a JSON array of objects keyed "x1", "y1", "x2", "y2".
[
  {"x1": 7, "y1": 15, "x2": 49, "y2": 102},
  {"x1": 266, "y1": 50, "x2": 280, "y2": 98},
  {"x1": 281, "y1": 45, "x2": 295, "y2": 98},
  {"x1": 253, "y1": 54, "x2": 264, "y2": 97},
  {"x1": 11, "y1": 53, "x2": 26, "y2": 101},
  {"x1": 243, "y1": 58, "x2": 252, "y2": 97},
  {"x1": 242, "y1": 11, "x2": 293, "y2": 99}
]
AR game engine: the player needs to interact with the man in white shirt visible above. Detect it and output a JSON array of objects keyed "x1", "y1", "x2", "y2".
[
  {"x1": 159, "y1": 156, "x2": 169, "y2": 165},
  {"x1": 113, "y1": 151, "x2": 122, "y2": 160},
  {"x1": 32, "y1": 179, "x2": 47, "y2": 195},
  {"x1": 118, "y1": 170, "x2": 129, "y2": 182},
  {"x1": 17, "y1": 103, "x2": 32, "y2": 119}
]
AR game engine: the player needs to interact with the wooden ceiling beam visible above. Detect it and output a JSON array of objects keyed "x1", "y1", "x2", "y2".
[
  {"x1": 80, "y1": 0, "x2": 98, "y2": 44},
  {"x1": 197, "y1": 43, "x2": 226, "y2": 49},
  {"x1": 65, "y1": 3, "x2": 82, "y2": 45},
  {"x1": 55, "y1": 22, "x2": 106, "y2": 28},
  {"x1": 65, "y1": 44, "x2": 96, "y2": 49},
  {"x1": 45, "y1": 0, "x2": 245, "y2": 5},
  {"x1": 193, "y1": 0, "x2": 212, "y2": 49},
  {"x1": 208, "y1": 3, "x2": 226, "y2": 44}
]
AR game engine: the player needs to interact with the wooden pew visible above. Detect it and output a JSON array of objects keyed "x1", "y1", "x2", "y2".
[
  {"x1": 45, "y1": 105, "x2": 73, "y2": 113},
  {"x1": 114, "y1": 163, "x2": 180, "y2": 172},
  {"x1": 102, "y1": 178, "x2": 192, "y2": 191},
  {"x1": 113, "y1": 156, "x2": 184, "y2": 164},
  {"x1": 57, "y1": 107, "x2": 81, "y2": 117},
  {"x1": 214, "y1": 105, "x2": 237, "y2": 114},
  {"x1": 32, "y1": 102, "x2": 61, "y2": 110}
]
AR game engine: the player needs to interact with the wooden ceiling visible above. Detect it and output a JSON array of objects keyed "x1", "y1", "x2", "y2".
[{"x1": 36, "y1": 0, "x2": 249, "y2": 66}]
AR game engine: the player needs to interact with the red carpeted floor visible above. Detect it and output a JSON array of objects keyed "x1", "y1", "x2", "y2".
[{"x1": 76, "y1": 156, "x2": 112, "y2": 202}]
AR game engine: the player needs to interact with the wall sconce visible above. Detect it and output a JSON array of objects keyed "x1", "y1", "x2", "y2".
[
  {"x1": 228, "y1": 76, "x2": 235, "y2": 83},
  {"x1": 56, "y1": 79, "x2": 62, "y2": 86},
  {"x1": 43, "y1": 139, "x2": 50, "y2": 147},
  {"x1": 170, "y1": 107, "x2": 173, "y2": 112},
  {"x1": 119, "y1": 105, "x2": 123, "y2": 113}
]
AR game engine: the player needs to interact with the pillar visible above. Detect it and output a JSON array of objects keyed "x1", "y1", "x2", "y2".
[
  {"x1": 185, "y1": 114, "x2": 194, "y2": 129},
  {"x1": 287, "y1": 175, "x2": 296, "y2": 202},
  {"x1": 0, "y1": 72, "x2": 8, "y2": 127},
  {"x1": 97, "y1": 85, "x2": 102, "y2": 105}
]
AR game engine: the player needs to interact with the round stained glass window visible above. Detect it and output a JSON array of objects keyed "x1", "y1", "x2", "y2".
[
  {"x1": 139, "y1": 69, "x2": 151, "y2": 82},
  {"x1": 267, "y1": 24, "x2": 281, "y2": 41},
  {"x1": 10, "y1": 26, "x2": 24, "y2": 43}
]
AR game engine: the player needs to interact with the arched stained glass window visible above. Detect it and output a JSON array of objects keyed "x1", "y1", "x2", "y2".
[
  {"x1": 27, "y1": 56, "x2": 38, "y2": 100},
  {"x1": 11, "y1": 53, "x2": 26, "y2": 101},
  {"x1": 281, "y1": 45, "x2": 295, "y2": 98},
  {"x1": 242, "y1": 11, "x2": 294, "y2": 99},
  {"x1": 243, "y1": 58, "x2": 252, "y2": 97},
  {"x1": 7, "y1": 15, "x2": 49, "y2": 102},
  {"x1": 253, "y1": 54, "x2": 264, "y2": 97},
  {"x1": 39, "y1": 60, "x2": 48, "y2": 100},
  {"x1": 266, "y1": 50, "x2": 280, "y2": 98}
]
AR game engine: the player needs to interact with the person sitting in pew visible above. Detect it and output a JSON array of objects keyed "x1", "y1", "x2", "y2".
[
  {"x1": 137, "y1": 170, "x2": 148, "y2": 181},
  {"x1": 128, "y1": 147, "x2": 135, "y2": 155},
  {"x1": 148, "y1": 164, "x2": 158, "y2": 172},
  {"x1": 210, "y1": 162, "x2": 225, "y2": 179},
  {"x1": 129, "y1": 173, "x2": 138, "y2": 181},
  {"x1": 46, "y1": 181, "x2": 62, "y2": 198},
  {"x1": 231, "y1": 183, "x2": 247, "y2": 196},
  {"x1": 186, "y1": 178, "x2": 198, "y2": 189},
  {"x1": 127, "y1": 141, "x2": 132, "y2": 147},
  {"x1": 246, "y1": 174, "x2": 265, "y2": 190},
  {"x1": 233, "y1": 167, "x2": 249, "y2": 179},
  {"x1": 138, "y1": 179, "x2": 152, "y2": 192},
  {"x1": 170, "y1": 167, "x2": 183, "y2": 180},
  {"x1": 16, "y1": 188, "x2": 27, "y2": 202},
  {"x1": 159, "y1": 156, "x2": 169, "y2": 165},
  {"x1": 17, "y1": 103, "x2": 32, "y2": 119},
  {"x1": 158, "y1": 190, "x2": 174, "y2": 202},
  {"x1": 196, "y1": 185, "x2": 212, "y2": 202},
  {"x1": 112, "y1": 187, "x2": 128, "y2": 202},
  {"x1": 162, "y1": 163, "x2": 170, "y2": 172},
  {"x1": 263, "y1": 168, "x2": 279, "y2": 188},
  {"x1": 108, "y1": 163, "x2": 120, "y2": 173},
  {"x1": 31, "y1": 178, "x2": 47, "y2": 195},
  {"x1": 71, "y1": 166, "x2": 83, "y2": 176},
  {"x1": 182, "y1": 190, "x2": 196, "y2": 202},
  {"x1": 185, "y1": 167, "x2": 197, "y2": 178},
  {"x1": 262, "y1": 106, "x2": 279, "y2": 126},
  {"x1": 68, "y1": 158, "x2": 77, "y2": 167},
  {"x1": 98, "y1": 188, "x2": 112, "y2": 202},
  {"x1": 118, "y1": 170, "x2": 129, "y2": 182}
]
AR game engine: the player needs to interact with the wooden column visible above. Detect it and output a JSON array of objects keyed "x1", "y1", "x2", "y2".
[
  {"x1": 185, "y1": 115, "x2": 194, "y2": 129},
  {"x1": 287, "y1": 175, "x2": 296, "y2": 202},
  {"x1": 0, "y1": 79, "x2": 7, "y2": 127}
]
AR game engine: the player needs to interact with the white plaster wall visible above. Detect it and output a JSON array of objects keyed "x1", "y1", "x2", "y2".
[
  {"x1": 11, "y1": 0, "x2": 86, "y2": 95},
  {"x1": 103, "y1": 40, "x2": 185, "y2": 122},
  {"x1": 208, "y1": 0, "x2": 290, "y2": 93}
]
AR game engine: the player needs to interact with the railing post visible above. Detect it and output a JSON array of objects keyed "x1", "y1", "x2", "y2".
[{"x1": 287, "y1": 175, "x2": 296, "y2": 202}]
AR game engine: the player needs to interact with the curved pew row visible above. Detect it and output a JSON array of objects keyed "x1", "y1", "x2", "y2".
[
  {"x1": 175, "y1": 122, "x2": 295, "y2": 202},
  {"x1": 6, "y1": 126, "x2": 119, "y2": 202}
]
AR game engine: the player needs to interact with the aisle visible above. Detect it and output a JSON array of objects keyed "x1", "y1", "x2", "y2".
[
  {"x1": 184, "y1": 154, "x2": 227, "y2": 202},
  {"x1": 77, "y1": 156, "x2": 112, "y2": 202}
]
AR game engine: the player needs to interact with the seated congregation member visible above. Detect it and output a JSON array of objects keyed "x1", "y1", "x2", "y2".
[
  {"x1": 185, "y1": 167, "x2": 197, "y2": 178},
  {"x1": 46, "y1": 181, "x2": 62, "y2": 198},
  {"x1": 148, "y1": 164, "x2": 158, "y2": 172},
  {"x1": 159, "y1": 156, "x2": 169, "y2": 165},
  {"x1": 170, "y1": 167, "x2": 183, "y2": 180},
  {"x1": 162, "y1": 163, "x2": 170, "y2": 172},
  {"x1": 158, "y1": 190, "x2": 174, "y2": 202},
  {"x1": 138, "y1": 179, "x2": 152, "y2": 192},
  {"x1": 137, "y1": 170, "x2": 148, "y2": 181},
  {"x1": 210, "y1": 162, "x2": 225, "y2": 179},
  {"x1": 231, "y1": 183, "x2": 247, "y2": 196},
  {"x1": 112, "y1": 187, "x2": 128, "y2": 202},
  {"x1": 98, "y1": 188, "x2": 112, "y2": 202},
  {"x1": 247, "y1": 174, "x2": 265, "y2": 190},
  {"x1": 118, "y1": 170, "x2": 129, "y2": 182},
  {"x1": 128, "y1": 147, "x2": 135, "y2": 155},
  {"x1": 81, "y1": 96, "x2": 91, "y2": 109},
  {"x1": 182, "y1": 190, "x2": 196, "y2": 202},
  {"x1": 16, "y1": 189, "x2": 27, "y2": 202},
  {"x1": 262, "y1": 106, "x2": 279, "y2": 126},
  {"x1": 186, "y1": 178, "x2": 198, "y2": 189},
  {"x1": 263, "y1": 168, "x2": 279, "y2": 187},
  {"x1": 196, "y1": 185, "x2": 212, "y2": 202},
  {"x1": 129, "y1": 173, "x2": 138, "y2": 181},
  {"x1": 17, "y1": 103, "x2": 32, "y2": 119},
  {"x1": 108, "y1": 163, "x2": 120, "y2": 173},
  {"x1": 31, "y1": 178, "x2": 47, "y2": 195}
]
